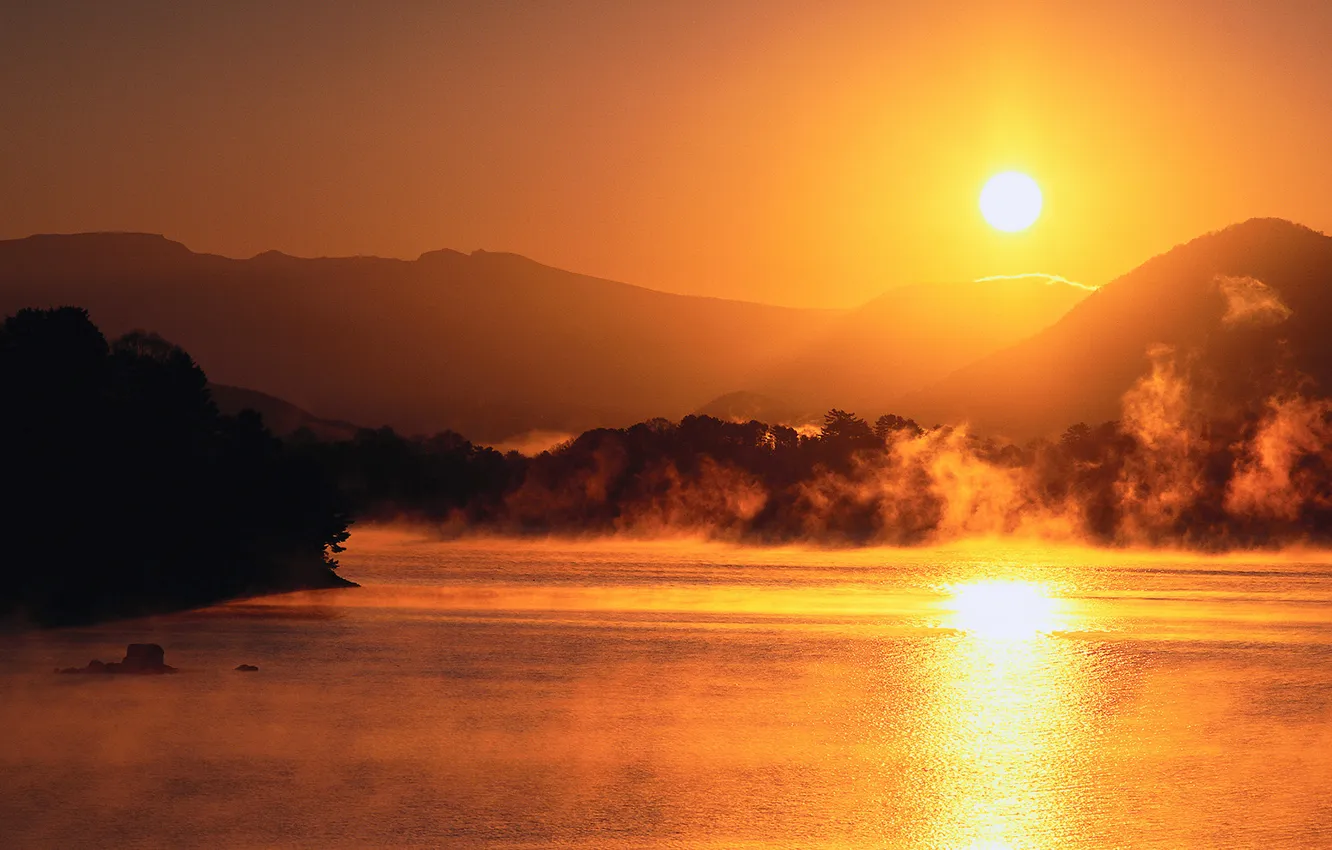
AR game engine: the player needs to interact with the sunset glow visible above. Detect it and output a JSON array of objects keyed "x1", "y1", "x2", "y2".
[{"x1": 6, "y1": 3, "x2": 1332, "y2": 847}]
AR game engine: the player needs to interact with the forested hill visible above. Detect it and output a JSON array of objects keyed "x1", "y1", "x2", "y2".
[
  {"x1": 908, "y1": 219, "x2": 1332, "y2": 437},
  {"x1": 291, "y1": 398, "x2": 1332, "y2": 551},
  {"x1": 0, "y1": 307, "x2": 351, "y2": 628}
]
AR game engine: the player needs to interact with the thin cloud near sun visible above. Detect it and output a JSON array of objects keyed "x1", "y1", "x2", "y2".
[{"x1": 973, "y1": 272, "x2": 1099, "y2": 291}]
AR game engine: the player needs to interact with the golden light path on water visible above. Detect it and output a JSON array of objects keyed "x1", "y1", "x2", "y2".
[{"x1": 923, "y1": 580, "x2": 1077, "y2": 850}]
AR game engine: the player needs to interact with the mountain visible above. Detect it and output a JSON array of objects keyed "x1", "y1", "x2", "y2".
[
  {"x1": 0, "y1": 233, "x2": 839, "y2": 441},
  {"x1": 209, "y1": 384, "x2": 361, "y2": 441},
  {"x1": 906, "y1": 219, "x2": 1332, "y2": 437},
  {"x1": 753, "y1": 276, "x2": 1091, "y2": 416}
]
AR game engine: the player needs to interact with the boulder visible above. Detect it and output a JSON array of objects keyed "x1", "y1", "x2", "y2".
[
  {"x1": 122, "y1": 643, "x2": 172, "y2": 671},
  {"x1": 57, "y1": 643, "x2": 177, "y2": 674},
  {"x1": 234, "y1": 664, "x2": 259, "y2": 672}
]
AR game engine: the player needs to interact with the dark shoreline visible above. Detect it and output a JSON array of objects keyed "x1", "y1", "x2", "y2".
[{"x1": 2, "y1": 570, "x2": 359, "y2": 632}]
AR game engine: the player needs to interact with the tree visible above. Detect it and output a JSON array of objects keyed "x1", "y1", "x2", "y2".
[
  {"x1": 873, "y1": 413, "x2": 923, "y2": 441},
  {"x1": 820, "y1": 409, "x2": 875, "y2": 444},
  {"x1": 0, "y1": 308, "x2": 351, "y2": 627}
]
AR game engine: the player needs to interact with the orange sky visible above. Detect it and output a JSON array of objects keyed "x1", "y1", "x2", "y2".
[{"x1": 3, "y1": 1, "x2": 1331, "y2": 308}]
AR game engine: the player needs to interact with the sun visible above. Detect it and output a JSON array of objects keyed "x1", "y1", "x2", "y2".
[{"x1": 979, "y1": 171, "x2": 1042, "y2": 232}]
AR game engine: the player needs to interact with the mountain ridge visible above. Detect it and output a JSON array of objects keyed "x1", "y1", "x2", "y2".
[
  {"x1": 8, "y1": 219, "x2": 1318, "y2": 445},
  {"x1": 2, "y1": 232, "x2": 845, "y2": 314},
  {"x1": 751, "y1": 275, "x2": 1092, "y2": 416},
  {"x1": 906, "y1": 218, "x2": 1332, "y2": 437},
  {"x1": 0, "y1": 232, "x2": 842, "y2": 441}
]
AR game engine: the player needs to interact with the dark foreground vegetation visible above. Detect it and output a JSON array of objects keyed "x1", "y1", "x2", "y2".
[{"x1": 0, "y1": 308, "x2": 351, "y2": 628}]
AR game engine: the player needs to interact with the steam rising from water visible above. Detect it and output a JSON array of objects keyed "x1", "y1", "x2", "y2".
[
  {"x1": 477, "y1": 274, "x2": 1332, "y2": 551},
  {"x1": 491, "y1": 429, "x2": 576, "y2": 456},
  {"x1": 1218, "y1": 275, "x2": 1293, "y2": 326}
]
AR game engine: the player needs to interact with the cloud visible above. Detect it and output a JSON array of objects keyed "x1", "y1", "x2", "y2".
[{"x1": 973, "y1": 273, "x2": 1099, "y2": 291}]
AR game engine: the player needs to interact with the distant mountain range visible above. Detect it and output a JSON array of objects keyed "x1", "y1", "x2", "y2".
[
  {"x1": 0, "y1": 234, "x2": 837, "y2": 441},
  {"x1": 1, "y1": 219, "x2": 1326, "y2": 442}
]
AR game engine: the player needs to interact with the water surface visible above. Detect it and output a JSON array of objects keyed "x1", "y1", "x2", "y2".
[{"x1": 3, "y1": 531, "x2": 1331, "y2": 848}]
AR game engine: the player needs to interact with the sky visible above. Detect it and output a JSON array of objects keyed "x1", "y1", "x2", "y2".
[{"x1": 3, "y1": 0, "x2": 1332, "y2": 308}]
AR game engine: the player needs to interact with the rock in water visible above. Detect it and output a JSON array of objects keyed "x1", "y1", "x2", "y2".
[
  {"x1": 235, "y1": 664, "x2": 259, "y2": 672},
  {"x1": 123, "y1": 643, "x2": 167, "y2": 670},
  {"x1": 57, "y1": 643, "x2": 177, "y2": 674}
]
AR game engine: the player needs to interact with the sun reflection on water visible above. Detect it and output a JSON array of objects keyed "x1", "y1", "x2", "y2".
[
  {"x1": 946, "y1": 580, "x2": 1064, "y2": 639},
  {"x1": 921, "y1": 579, "x2": 1086, "y2": 849}
]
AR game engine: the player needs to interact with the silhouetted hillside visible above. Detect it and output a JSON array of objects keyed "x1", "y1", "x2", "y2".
[
  {"x1": 756, "y1": 276, "x2": 1090, "y2": 414},
  {"x1": 0, "y1": 234, "x2": 839, "y2": 442},
  {"x1": 210, "y1": 383, "x2": 360, "y2": 441},
  {"x1": 0, "y1": 308, "x2": 351, "y2": 627},
  {"x1": 908, "y1": 219, "x2": 1332, "y2": 437}
]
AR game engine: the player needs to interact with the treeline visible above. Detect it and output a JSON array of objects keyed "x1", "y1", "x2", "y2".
[
  {"x1": 0, "y1": 308, "x2": 351, "y2": 627},
  {"x1": 290, "y1": 398, "x2": 1332, "y2": 549},
  {"x1": 285, "y1": 412, "x2": 1065, "y2": 542},
  {"x1": 6, "y1": 301, "x2": 1329, "y2": 629}
]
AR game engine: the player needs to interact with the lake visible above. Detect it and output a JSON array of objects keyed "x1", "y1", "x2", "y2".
[{"x1": 3, "y1": 530, "x2": 1331, "y2": 848}]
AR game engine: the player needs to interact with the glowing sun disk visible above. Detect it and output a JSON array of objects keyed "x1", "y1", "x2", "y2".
[{"x1": 979, "y1": 171, "x2": 1042, "y2": 232}]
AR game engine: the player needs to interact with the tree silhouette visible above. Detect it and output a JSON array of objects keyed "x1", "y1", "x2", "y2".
[
  {"x1": 0, "y1": 308, "x2": 351, "y2": 627},
  {"x1": 820, "y1": 409, "x2": 876, "y2": 444},
  {"x1": 286, "y1": 401, "x2": 1332, "y2": 550},
  {"x1": 873, "y1": 414, "x2": 923, "y2": 441}
]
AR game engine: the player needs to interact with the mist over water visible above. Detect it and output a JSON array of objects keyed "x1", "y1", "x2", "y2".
[{"x1": 3, "y1": 530, "x2": 1331, "y2": 848}]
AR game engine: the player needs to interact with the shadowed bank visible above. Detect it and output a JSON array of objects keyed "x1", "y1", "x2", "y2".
[{"x1": 0, "y1": 308, "x2": 351, "y2": 629}]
